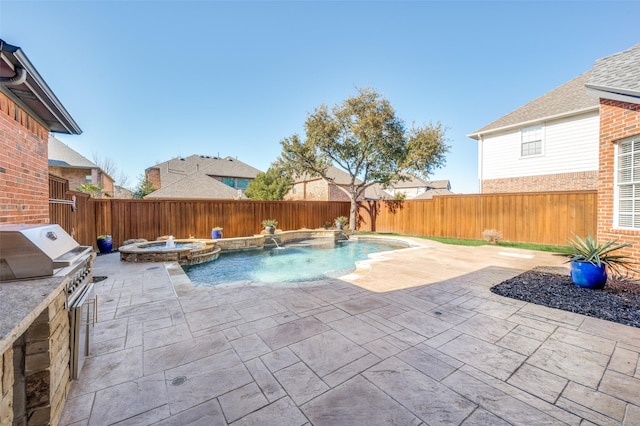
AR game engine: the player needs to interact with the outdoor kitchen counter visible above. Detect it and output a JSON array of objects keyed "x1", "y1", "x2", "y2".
[{"x1": 0, "y1": 276, "x2": 66, "y2": 355}]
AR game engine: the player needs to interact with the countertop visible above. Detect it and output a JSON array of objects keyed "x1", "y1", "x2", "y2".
[{"x1": 0, "y1": 276, "x2": 66, "y2": 355}]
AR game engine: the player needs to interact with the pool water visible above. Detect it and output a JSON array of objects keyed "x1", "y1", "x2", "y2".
[{"x1": 183, "y1": 239, "x2": 407, "y2": 286}]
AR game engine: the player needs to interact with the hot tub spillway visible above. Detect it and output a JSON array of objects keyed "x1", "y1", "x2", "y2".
[{"x1": 119, "y1": 239, "x2": 221, "y2": 265}]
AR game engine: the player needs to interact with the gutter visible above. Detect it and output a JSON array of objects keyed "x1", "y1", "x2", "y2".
[
  {"x1": 0, "y1": 39, "x2": 81, "y2": 135},
  {"x1": 466, "y1": 106, "x2": 599, "y2": 140},
  {"x1": 586, "y1": 86, "x2": 640, "y2": 105},
  {"x1": 0, "y1": 65, "x2": 26, "y2": 85}
]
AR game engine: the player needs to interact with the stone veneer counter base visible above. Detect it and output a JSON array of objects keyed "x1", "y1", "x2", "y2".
[{"x1": 0, "y1": 276, "x2": 66, "y2": 355}]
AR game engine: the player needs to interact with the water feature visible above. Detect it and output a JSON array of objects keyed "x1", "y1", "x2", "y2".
[
  {"x1": 265, "y1": 236, "x2": 285, "y2": 249},
  {"x1": 183, "y1": 238, "x2": 408, "y2": 286},
  {"x1": 119, "y1": 239, "x2": 220, "y2": 265}
]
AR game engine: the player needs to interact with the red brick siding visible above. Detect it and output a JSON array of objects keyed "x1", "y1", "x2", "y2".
[
  {"x1": 597, "y1": 99, "x2": 640, "y2": 273},
  {"x1": 285, "y1": 179, "x2": 359, "y2": 201},
  {"x1": 482, "y1": 171, "x2": 597, "y2": 193},
  {"x1": 0, "y1": 92, "x2": 50, "y2": 224},
  {"x1": 328, "y1": 184, "x2": 352, "y2": 201},
  {"x1": 145, "y1": 168, "x2": 161, "y2": 189},
  {"x1": 48, "y1": 167, "x2": 114, "y2": 198}
]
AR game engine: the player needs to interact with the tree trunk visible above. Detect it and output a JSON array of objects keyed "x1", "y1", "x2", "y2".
[{"x1": 349, "y1": 196, "x2": 358, "y2": 232}]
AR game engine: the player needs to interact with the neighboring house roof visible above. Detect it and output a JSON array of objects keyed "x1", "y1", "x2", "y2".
[
  {"x1": 114, "y1": 185, "x2": 134, "y2": 199},
  {"x1": 48, "y1": 136, "x2": 97, "y2": 169},
  {"x1": 586, "y1": 43, "x2": 640, "y2": 105},
  {"x1": 363, "y1": 184, "x2": 393, "y2": 200},
  {"x1": 413, "y1": 188, "x2": 455, "y2": 200},
  {"x1": 145, "y1": 173, "x2": 246, "y2": 199},
  {"x1": 468, "y1": 71, "x2": 599, "y2": 139},
  {"x1": 48, "y1": 136, "x2": 115, "y2": 182},
  {"x1": 392, "y1": 174, "x2": 429, "y2": 189},
  {"x1": 148, "y1": 155, "x2": 261, "y2": 188},
  {"x1": 425, "y1": 180, "x2": 451, "y2": 190},
  {"x1": 0, "y1": 39, "x2": 81, "y2": 134}
]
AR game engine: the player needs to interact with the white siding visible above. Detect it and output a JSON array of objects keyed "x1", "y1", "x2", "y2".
[{"x1": 480, "y1": 111, "x2": 599, "y2": 180}]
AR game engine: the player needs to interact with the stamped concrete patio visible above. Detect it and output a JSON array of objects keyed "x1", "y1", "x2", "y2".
[{"x1": 60, "y1": 238, "x2": 640, "y2": 425}]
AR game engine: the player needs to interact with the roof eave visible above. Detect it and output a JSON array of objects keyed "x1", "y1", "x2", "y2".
[
  {"x1": 586, "y1": 85, "x2": 640, "y2": 105},
  {"x1": 466, "y1": 105, "x2": 600, "y2": 140},
  {"x1": 0, "y1": 40, "x2": 81, "y2": 135}
]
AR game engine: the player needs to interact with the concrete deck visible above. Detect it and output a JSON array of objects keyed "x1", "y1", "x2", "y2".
[{"x1": 60, "y1": 238, "x2": 640, "y2": 425}]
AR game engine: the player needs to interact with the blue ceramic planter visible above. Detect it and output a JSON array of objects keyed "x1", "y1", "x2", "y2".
[
  {"x1": 570, "y1": 261, "x2": 607, "y2": 289},
  {"x1": 212, "y1": 229, "x2": 222, "y2": 239},
  {"x1": 97, "y1": 237, "x2": 113, "y2": 254}
]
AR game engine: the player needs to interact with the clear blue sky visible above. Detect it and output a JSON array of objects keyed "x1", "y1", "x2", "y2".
[{"x1": 2, "y1": 1, "x2": 639, "y2": 194}]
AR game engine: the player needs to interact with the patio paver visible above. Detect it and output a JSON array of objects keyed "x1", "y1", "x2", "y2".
[{"x1": 60, "y1": 238, "x2": 640, "y2": 425}]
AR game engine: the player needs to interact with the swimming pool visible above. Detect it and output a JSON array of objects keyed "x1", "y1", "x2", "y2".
[{"x1": 183, "y1": 238, "x2": 408, "y2": 286}]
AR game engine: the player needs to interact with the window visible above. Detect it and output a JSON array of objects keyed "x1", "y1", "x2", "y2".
[
  {"x1": 616, "y1": 136, "x2": 640, "y2": 228},
  {"x1": 221, "y1": 177, "x2": 235, "y2": 188},
  {"x1": 236, "y1": 179, "x2": 251, "y2": 189},
  {"x1": 85, "y1": 175, "x2": 92, "y2": 183},
  {"x1": 521, "y1": 125, "x2": 543, "y2": 157}
]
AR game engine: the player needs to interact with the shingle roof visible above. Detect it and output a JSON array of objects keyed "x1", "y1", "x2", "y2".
[
  {"x1": 425, "y1": 180, "x2": 451, "y2": 190},
  {"x1": 586, "y1": 43, "x2": 640, "y2": 103},
  {"x1": 48, "y1": 136, "x2": 97, "y2": 168},
  {"x1": 413, "y1": 188, "x2": 455, "y2": 200},
  {"x1": 144, "y1": 173, "x2": 246, "y2": 199},
  {"x1": 363, "y1": 183, "x2": 393, "y2": 200},
  {"x1": 148, "y1": 155, "x2": 262, "y2": 188},
  {"x1": 468, "y1": 71, "x2": 599, "y2": 139},
  {"x1": 392, "y1": 174, "x2": 429, "y2": 189}
]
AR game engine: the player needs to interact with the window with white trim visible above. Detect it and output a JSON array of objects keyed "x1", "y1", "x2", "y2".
[
  {"x1": 520, "y1": 125, "x2": 543, "y2": 157},
  {"x1": 617, "y1": 136, "x2": 640, "y2": 228}
]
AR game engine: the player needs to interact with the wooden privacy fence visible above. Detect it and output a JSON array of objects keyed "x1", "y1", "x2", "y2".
[
  {"x1": 92, "y1": 199, "x2": 351, "y2": 248},
  {"x1": 49, "y1": 175, "x2": 596, "y2": 249},
  {"x1": 49, "y1": 175, "x2": 96, "y2": 245},
  {"x1": 357, "y1": 191, "x2": 597, "y2": 246}
]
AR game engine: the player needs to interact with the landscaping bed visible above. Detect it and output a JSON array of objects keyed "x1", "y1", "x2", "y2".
[{"x1": 491, "y1": 267, "x2": 640, "y2": 328}]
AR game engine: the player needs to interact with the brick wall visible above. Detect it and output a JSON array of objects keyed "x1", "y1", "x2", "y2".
[
  {"x1": 482, "y1": 171, "x2": 598, "y2": 193},
  {"x1": 285, "y1": 179, "x2": 355, "y2": 201},
  {"x1": 328, "y1": 184, "x2": 351, "y2": 201},
  {"x1": 48, "y1": 167, "x2": 91, "y2": 193},
  {"x1": 597, "y1": 99, "x2": 640, "y2": 269},
  {"x1": 0, "y1": 92, "x2": 50, "y2": 224},
  {"x1": 49, "y1": 167, "x2": 114, "y2": 198},
  {"x1": 146, "y1": 168, "x2": 161, "y2": 189}
]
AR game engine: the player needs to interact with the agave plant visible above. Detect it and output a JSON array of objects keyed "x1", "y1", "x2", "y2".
[{"x1": 562, "y1": 235, "x2": 635, "y2": 277}]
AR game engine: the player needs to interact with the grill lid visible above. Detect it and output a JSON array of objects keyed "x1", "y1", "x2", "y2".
[{"x1": 0, "y1": 224, "x2": 91, "y2": 281}]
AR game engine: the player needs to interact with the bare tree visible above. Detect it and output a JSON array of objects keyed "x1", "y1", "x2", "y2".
[{"x1": 92, "y1": 153, "x2": 130, "y2": 189}]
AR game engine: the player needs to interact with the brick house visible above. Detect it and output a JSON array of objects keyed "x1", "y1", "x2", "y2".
[
  {"x1": 0, "y1": 39, "x2": 81, "y2": 223},
  {"x1": 468, "y1": 71, "x2": 600, "y2": 193},
  {"x1": 586, "y1": 44, "x2": 640, "y2": 261},
  {"x1": 0, "y1": 39, "x2": 81, "y2": 425},
  {"x1": 387, "y1": 177, "x2": 453, "y2": 200},
  {"x1": 285, "y1": 166, "x2": 357, "y2": 201},
  {"x1": 144, "y1": 154, "x2": 261, "y2": 199},
  {"x1": 286, "y1": 166, "x2": 451, "y2": 201},
  {"x1": 48, "y1": 135, "x2": 115, "y2": 198}
]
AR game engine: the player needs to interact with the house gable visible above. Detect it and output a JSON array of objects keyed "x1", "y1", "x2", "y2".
[
  {"x1": 590, "y1": 43, "x2": 640, "y2": 268},
  {"x1": 147, "y1": 155, "x2": 261, "y2": 189},
  {"x1": 470, "y1": 70, "x2": 601, "y2": 193},
  {"x1": 48, "y1": 136, "x2": 115, "y2": 197}
]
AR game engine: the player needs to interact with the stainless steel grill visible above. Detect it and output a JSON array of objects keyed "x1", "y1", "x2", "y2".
[
  {"x1": 0, "y1": 223, "x2": 96, "y2": 379},
  {"x1": 0, "y1": 223, "x2": 92, "y2": 281}
]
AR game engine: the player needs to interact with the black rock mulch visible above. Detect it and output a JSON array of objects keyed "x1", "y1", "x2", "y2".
[{"x1": 490, "y1": 267, "x2": 640, "y2": 328}]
